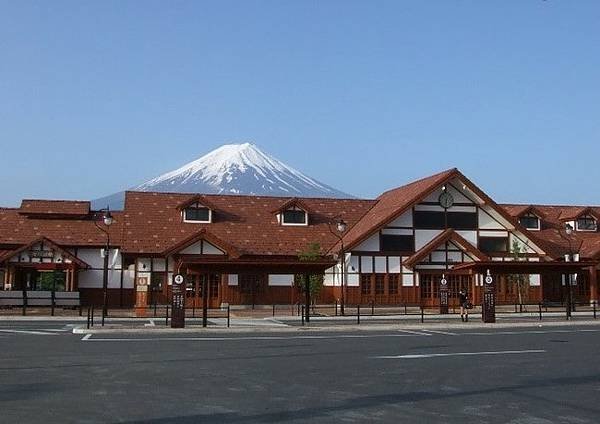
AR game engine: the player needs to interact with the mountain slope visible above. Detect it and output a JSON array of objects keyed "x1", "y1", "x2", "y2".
[{"x1": 92, "y1": 143, "x2": 352, "y2": 209}]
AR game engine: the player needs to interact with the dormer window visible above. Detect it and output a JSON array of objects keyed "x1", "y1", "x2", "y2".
[
  {"x1": 183, "y1": 202, "x2": 212, "y2": 223},
  {"x1": 281, "y1": 207, "x2": 307, "y2": 226},
  {"x1": 519, "y1": 213, "x2": 540, "y2": 230},
  {"x1": 576, "y1": 215, "x2": 597, "y2": 231}
]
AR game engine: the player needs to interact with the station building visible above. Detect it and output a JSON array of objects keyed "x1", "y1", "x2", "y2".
[{"x1": 0, "y1": 168, "x2": 598, "y2": 308}]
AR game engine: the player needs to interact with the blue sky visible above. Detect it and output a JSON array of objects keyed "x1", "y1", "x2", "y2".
[{"x1": 1, "y1": 1, "x2": 599, "y2": 206}]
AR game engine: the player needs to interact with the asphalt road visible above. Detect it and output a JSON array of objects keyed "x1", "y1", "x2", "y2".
[{"x1": 1, "y1": 321, "x2": 600, "y2": 423}]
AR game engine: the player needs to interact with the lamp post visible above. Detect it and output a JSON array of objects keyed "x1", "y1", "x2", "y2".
[
  {"x1": 564, "y1": 223, "x2": 576, "y2": 319},
  {"x1": 94, "y1": 207, "x2": 113, "y2": 326},
  {"x1": 329, "y1": 218, "x2": 348, "y2": 315}
]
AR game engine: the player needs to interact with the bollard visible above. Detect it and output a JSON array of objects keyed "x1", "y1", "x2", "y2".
[
  {"x1": 227, "y1": 304, "x2": 231, "y2": 328},
  {"x1": 79, "y1": 305, "x2": 83, "y2": 317},
  {"x1": 514, "y1": 302, "x2": 517, "y2": 313},
  {"x1": 22, "y1": 290, "x2": 27, "y2": 316},
  {"x1": 297, "y1": 303, "x2": 301, "y2": 316},
  {"x1": 404, "y1": 303, "x2": 407, "y2": 315},
  {"x1": 51, "y1": 291, "x2": 55, "y2": 317},
  {"x1": 538, "y1": 302, "x2": 542, "y2": 321},
  {"x1": 165, "y1": 305, "x2": 169, "y2": 326},
  {"x1": 420, "y1": 306, "x2": 424, "y2": 323},
  {"x1": 87, "y1": 306, "x2": 91, "y2": 329},
  {"x1": 192, "y1": 304, "x2": 196, "y2": 318},
  {"x1": 371, "y1": 300, "x2": 374, "y2": 316},
  {"x1": 357, "y1": 305, "x2": 361, "y2": 324},
  {"x1": 594, "y1": 301, "x2": 597, "y2": 319},
  {"x1": 91, "y1": 305, "x2": 95, "y2": 327},
  {"x1": 273, "y1": 304, "x2": 275, "y2": 317},
  {"x1": 301, "y1": 305, "x2": 305, "y2": 326},
  {"x1": 153, "y1": 302, "x2": 157, "y2": 317},
  {"x1": 335, "y1": 300, "x2": 338, "y2": 317}
]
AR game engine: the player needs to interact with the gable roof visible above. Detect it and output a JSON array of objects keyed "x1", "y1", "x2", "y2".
[
  {"x1": 162, "y1": 229, "x2": 241, "y2": 258},
  {"x1": 558, "y1": 207, "x2": 600, "y2": 222},
  {"x1": 270, "y1": 197, "x2": 315, "y2": 214},
  {"x1": 502, "y1": 205, "x2": 547, "y2": 219},
  {"x1": 175, "y1": 195, "x2": 221, "y2": 212},
  {"x1": 403, "y1": 229, "x2": 488, "y2": 269},
  {"x1": 0, "y1": 237, "x2": 90, "y2": 268},
  {"x1": 331, "y1": 168, "x2": 459, "y2": 253}
]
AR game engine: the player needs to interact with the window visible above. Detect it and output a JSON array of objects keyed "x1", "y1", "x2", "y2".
[
  {"x1": 414, "y1": 210, "x2": 477, "y2": 230},
  {"x1": 375, "y1": 274, "x2": 385, "y2": 295},
  {"x1": 388, "y1": 274, "x2": 399, "y2": 294},
  {"x1": 479, "y1": 237, "x2": 508, "y2": 253},
  {"x1": 380, "y1": 234, "x2": 414, "y2": 252},
  {"x1": 240, "y1": 274, "x2": 262, "y2": 294},
  {"x1": 360, "y1": 274, "x2": 372, "y2": 295},
  {"x1": 447, "y1": 212, "x2": 477, "y2": 230},
  {"x1": 414, "y1": 211, "x2": 445, "y2": 229},
  {"x1": 519, "y1": 213, "x2": 540, "y2": 230},
  {"x1": 183, "y1": 203, "x2": 211, "y2": 223},
  {"x1": 282, "y1": 208, "x2": 307, "y2": 225},
  {"x1": 150, "y1": 273, "x2": 164, "y2": 292},
  {"x1": 576, "y1": 215, "x2": 597, "y2": 231}
]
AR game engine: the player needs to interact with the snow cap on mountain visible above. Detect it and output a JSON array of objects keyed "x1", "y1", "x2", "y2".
[{"x1": 92, "y1": 143, "x2": 352, "y2": 209}]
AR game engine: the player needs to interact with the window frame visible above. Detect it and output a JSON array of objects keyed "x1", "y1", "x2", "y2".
[
  {"x1": 576, "y1": 215, "x2": 597, "y2": 232},
  {"x1": 182, "y1": 202, "x2": 212, "y2": 224},
  {"x1": 280, "y1": 207, "x2": 308, "y2": 226},
  {"x1": 479, "y1": 236, "x2": 509, "y2": 253},
  {"x1": 519, "y1": 213, "x2": 540, "y2": 231}
]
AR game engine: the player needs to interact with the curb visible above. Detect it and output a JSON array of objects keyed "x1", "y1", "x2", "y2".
[{"x1": 72, "y1": 319, "x2": 600, "y2": 335}]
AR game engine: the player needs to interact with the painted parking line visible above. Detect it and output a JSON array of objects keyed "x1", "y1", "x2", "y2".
[
  {"x1": 375, "y1": 349, "x2": 547, "y2": 359},
  {"x1": 0, "y1": 329, "x2": 60, "y2": 336},
  {"x1": 460, "y1": 328, "x2": 600, "y2": 336}
]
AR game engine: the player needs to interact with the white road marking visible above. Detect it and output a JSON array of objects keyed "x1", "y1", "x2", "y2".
[
  {"x1": 397, "y1": 329, "x2": 432, "y2": 336},
  {"x1": 81, "y1": 334, "x2": 92, "y2": 341},
  {"x1": 144, "y1": 320, "x2": 156, "y2": 327},
  {"x1": 81, "y1": 333, "x2": 435, "y2": 342},
  {"x1": 421, "y1": 329, "x2": 457, "y2": 336},
  {"x1": 462, "y1": 329, "x2": 600, "y2": 336},
  {"x1": 0, "y1": 329, "x2": 59, "y2": 336},
  {"x1": 375, "y1": 349, "x2": 546, "y2": 359}
]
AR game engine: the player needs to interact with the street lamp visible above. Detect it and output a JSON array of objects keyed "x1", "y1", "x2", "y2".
[
  {"x1": 564, "y1": 223, "x2": 576, "y2": 319},
  {"x1": 94, "y1": 207, "x2": 113, "y2": 326},
  {"x1": 329, "y1": 218, "x2": 348, "y2": 315}
]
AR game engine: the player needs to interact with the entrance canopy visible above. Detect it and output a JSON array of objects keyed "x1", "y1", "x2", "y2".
[{"x1": 452, "y1": 260, "x2": 598, "y2": 274}]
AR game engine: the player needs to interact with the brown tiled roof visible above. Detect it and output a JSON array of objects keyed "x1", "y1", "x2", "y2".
[
  {"x1": 502, "y1": 204, "x2": 600, "y2": 259},
  {"x1": 19, "y1": 199, "x2": 90, "y2": 216},
  {"x1": 332, "y1": 168, "x2": 459, "y2": 252},
  {"x1": 0, "y1": 207, "x2": 124, "y2": 248},
  {"x1": 122, "y1": 191, "x2": 375, "y2": 256}
]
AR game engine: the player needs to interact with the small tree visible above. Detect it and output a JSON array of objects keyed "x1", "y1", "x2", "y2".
[
  {"x1": 294, "y1": 242, "x2": 325, "y2": 307},
  {"x1": 507, "y1": 239, "x2": 530, "y2": 310}
]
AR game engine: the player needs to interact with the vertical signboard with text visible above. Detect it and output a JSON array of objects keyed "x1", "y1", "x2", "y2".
[
  {"x1": 482, "y1": 271, "x2": 496, "y2": 323},
  {"x1": 439, "y1": 275, "x2": 449, "y2": 314},
  {"x1": 171, "y1": 274, "x2": 185, "y2": 328}
]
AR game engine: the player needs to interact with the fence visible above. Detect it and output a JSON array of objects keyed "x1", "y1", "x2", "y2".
[
  {"x1": 86, "y1": 304, "x2": 231, "y2": 329},
  {"x1": 0, "y1": 290, "x2": 82, "y2": 316},
  {"x1": 294, "y1": 300, "x2": 598, "y2": 325}
]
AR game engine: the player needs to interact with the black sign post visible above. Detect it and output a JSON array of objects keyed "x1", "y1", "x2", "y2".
[
  {"x1": 171, "y1": 274, "x2": 185, "y2": 328},
  {"x1": 439, "y1": 275, "x2": 449, "y2": 314},
  {"x1": 482, "y1": 270, "x2": 496, "y2": 323}
]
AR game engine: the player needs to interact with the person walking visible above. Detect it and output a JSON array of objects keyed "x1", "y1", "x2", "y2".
[{"x1": 459, "y1": 289, "x2": 469, "y2": 322}]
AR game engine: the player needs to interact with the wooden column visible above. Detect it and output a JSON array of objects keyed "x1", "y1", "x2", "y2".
[{"x1": 590, "y1": 266, "x2": 598, "y2": 305}]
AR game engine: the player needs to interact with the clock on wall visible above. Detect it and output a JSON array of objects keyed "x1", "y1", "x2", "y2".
[{"x1": 439, "y1": 191, "x2": 454, "y2": 209}]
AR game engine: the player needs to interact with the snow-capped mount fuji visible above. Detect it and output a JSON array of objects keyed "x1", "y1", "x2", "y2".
[{"x1": 92, "y1": 143, "x2": 352, "y2": 209}]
